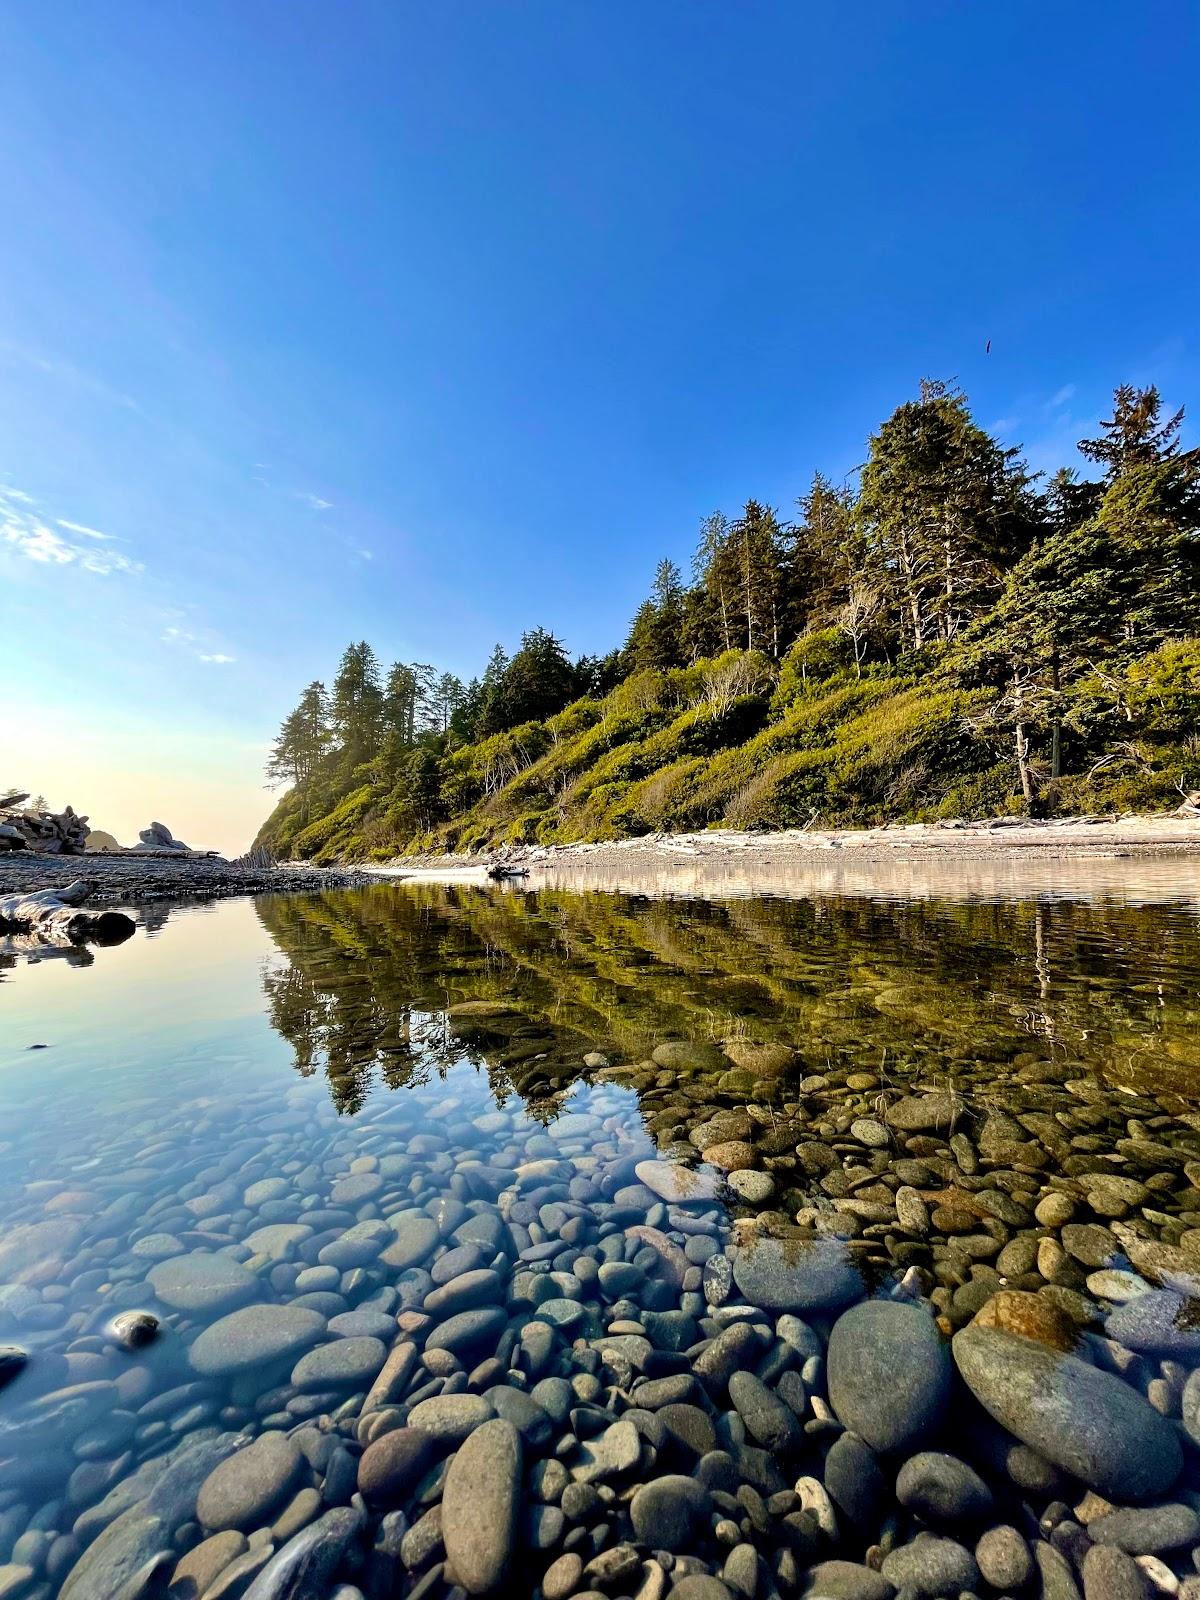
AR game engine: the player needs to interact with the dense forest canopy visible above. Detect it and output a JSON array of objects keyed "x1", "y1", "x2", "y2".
[{"x1": 257, "y1": 382, "x2": 1200, "y2": 862}]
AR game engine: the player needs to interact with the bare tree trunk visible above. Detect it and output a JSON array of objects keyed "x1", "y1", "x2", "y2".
[
  {"x1": 1050, "y1": 649, "x2": 1062, "y2": 781},
  {"x1": 1015, "y1": 722, "x2": 1037, "y2": 808}
]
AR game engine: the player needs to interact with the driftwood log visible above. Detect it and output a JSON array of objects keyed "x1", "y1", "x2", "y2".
[
  {"x1": 0, "y1": 881, "x2": 135, "y2": 945},
  {"x1": 0, "y1": 801, "x2": 91, "y2": 854}
]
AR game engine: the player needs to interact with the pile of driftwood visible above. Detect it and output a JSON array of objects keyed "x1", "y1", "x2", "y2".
[
  {"x1": 1177, "y1": 790, "x2": 1200, "y2": 818},
  {"x1": 0, "y1": 794, "x2": 90, "y2": 854},
  {"x1": 0, "y1": 881, "x2": 135, "y2": 945}
]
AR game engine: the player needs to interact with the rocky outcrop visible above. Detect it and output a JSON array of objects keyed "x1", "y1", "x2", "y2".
[{"x1": 133, "y1": 820, "x2": 192, "y2": 852}]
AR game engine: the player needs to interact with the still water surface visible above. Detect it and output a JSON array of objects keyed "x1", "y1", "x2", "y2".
[{"x1": 2, "y1": 872, "x2": 1200, "y2": 1599}]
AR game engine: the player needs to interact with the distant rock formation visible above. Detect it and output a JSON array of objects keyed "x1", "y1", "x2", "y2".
[
  {"x1": 132, "y1": 820, "x2": 192, "y2": 853},
  {"x1": 84, "y1": 829, "x2": 121, "y2": 852}
]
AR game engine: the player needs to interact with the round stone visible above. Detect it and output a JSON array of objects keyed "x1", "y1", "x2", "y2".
[
  {"x1": 357, "y1": 1428, "x2": 435, "y2": 1504},
  {"x1": 630, "y1": 1475, "x2": 709, "y2": 1551},
  {"x1": 407, "y1": 1393, "x2": 494, "y2": 1444},
  {"x1": 425, "y1": 1307, "x2": 506, "y2": 1356},
  {"x1": 882, "y1": 1535, "x2": 979, "y2": 1597},
  {"x1": 291, "y1": 1336, "x2": 386, "y2": 1391},
  {"x1": 827, "y1": 1299, "x2": 951, "y2": 1453},
  {"x1": 634, "y1": 1160, "x2": 722, "y2": 1204},
  {"x1": 726, "y1": 1170, "x2": 775, "y2": 1203},
  {"x1": 147, "y1": 1252, "x2": 259, "y2": 1315},
  {"x1": 106, "y1": 1311, "x2": 159, "y2": 1350},
  {"x1": 380, "y1": 1212, "x2": 439, "y2": 1269},
  {"x1": 196, "y1": 1433, "x2": 303, "y2": 1531},
  {"x1": 1106, "y1": 1291, "x2": 1200, "y2": 1358},
  {"x1": 0, "y1": 1345, "x2": 28, "y2": 1388},
  {"x1": 975, "y1": 1526, "x2": 1033, "y2": 1589},
  {"x1": 188, "y1": 1305, "x2": 327, "y2": 1376},
  {"x1": 895, "y1": 1452, "x2": 993, "y2": 1524},
  {"x1": 731, "y1": 1235, "x2": 863, "y2": 1312},
  {"x1": 442, "y1": 1417, "x2": 522, "y2": 1594}
]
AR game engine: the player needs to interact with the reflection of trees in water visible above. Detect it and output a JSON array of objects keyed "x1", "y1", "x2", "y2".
[{"x1": 254, "y1": 883, "x2": 1200, "y2": 1117}]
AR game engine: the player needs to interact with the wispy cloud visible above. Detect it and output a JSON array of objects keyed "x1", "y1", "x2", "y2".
[
  {"x1": 162, "y1": 624, "x2": 237, "y2": 666},
  {"x1": 1049, "y1": 384, "x2": 1076, "y2": 409},
  {"x1": 0, "y1": 488, "x2": 143, "y2": 576},
  {"x1": 295, "y1": 490, "x2": 333, "y2": 511},
  {"x1": 57, "y1": 517, "x2": 120, "y2": 542}
]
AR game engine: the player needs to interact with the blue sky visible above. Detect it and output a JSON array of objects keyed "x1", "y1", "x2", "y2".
[{"x1": 1, "y1": 1, "x2": 1196, "y2": 851}]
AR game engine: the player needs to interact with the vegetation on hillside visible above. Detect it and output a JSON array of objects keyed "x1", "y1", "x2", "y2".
[{"x1": 256, "y1": 382, "x2": 1200, "y2": 862}]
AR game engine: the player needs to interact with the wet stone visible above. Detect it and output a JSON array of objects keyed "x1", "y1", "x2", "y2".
[
  {"x1": 881, "y1": 1535, "x2": 980, "y2": 1597},
  {"x1": 731, "y1": 1235, "x2": 863, "y2": 1312},
  {"x1": 442, "y1": 1416, "x2": 522, "y2": 1595},
  {"x1": 196, "y1": 1432, "x2": 304, "y2": 1532},
  {"x1": 630, "y1": 1475, "x2": 710, "y2": 1551},
  {"x1": 827, "y1": 1299, "x2": 951, "y2": 1452},
  {"x1": 188, "y1": 1305, "x2": 328, "y2": 1376},
  {"x1": 291, "y1": 1335, "x2": 386, "y2": 1390},
  {"x1": 147, "y1": 1251, "x2": 259, "y2": 1315},
  {"x1": 953, "y1": 1323, "x2": 1183, "y2": 1499}
]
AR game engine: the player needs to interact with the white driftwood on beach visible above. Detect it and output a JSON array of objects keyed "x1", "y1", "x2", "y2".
[
  {"x1": 0, "y1": 800, "x2": 91, "y2": 854},
  {"x1": 0, "y1": 881, "x2": 135, "y2": 945}
]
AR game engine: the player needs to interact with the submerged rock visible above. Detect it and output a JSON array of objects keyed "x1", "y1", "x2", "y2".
[
  {"x1": 634, "y1": 1159, "x2": 722, "y2": 1203},
  {"x1": 442, "y1": 1416, "x2": 522, "y2": 1594},
  {"x1": 731, "y1": 1235, "x2": 863, "y2": 1312},
  {"x1": 827, "y1": 1299, "x2": 951, "y2": 1452},
  {"x1": 188, "y1": 1305, "x2": 327, "y2": 1376},
  {"x1": 952, "y1": 1324, "x2": 1182, "y2": 1499},
  {"x1": 0, "y1": 1345, "x2": 28, "y2": 1389}
]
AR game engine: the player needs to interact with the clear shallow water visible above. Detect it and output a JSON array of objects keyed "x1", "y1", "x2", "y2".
[{"x1": 2, "y1": 879, "x2": 1200, "y2": 1600}]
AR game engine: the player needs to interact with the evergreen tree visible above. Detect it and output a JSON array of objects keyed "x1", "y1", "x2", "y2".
[
  {"x1": 858, "y1": 381, "x2": 1039, "y2": 652},
  {"x1": 267, "y1": 681, "x2": 330, "y2": 789},
  {"x1": 500, "y1": 628, "x2": 577, "y2": 726},
  {"x1": 331, "y1": 642, "x2": 384, "y2": 770},
  {"x1": 624, "y1": 558, "x2": 687, "y2": 671},
  {"x1": 475, "y1": 644, "x2": 512, "y2": 738},
  {"x1": 1078, "y1": 385, "x2": 1186, "y2": 479}
]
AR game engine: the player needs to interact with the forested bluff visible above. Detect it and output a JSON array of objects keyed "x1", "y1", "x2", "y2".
[{"x1": 255, "y1": 382, "x2": 1200, "y2": 864}]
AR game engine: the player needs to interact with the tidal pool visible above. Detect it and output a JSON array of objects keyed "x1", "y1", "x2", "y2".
[{"x1": 2, "y1": 873, "x2": 1200, "y2": 1600}]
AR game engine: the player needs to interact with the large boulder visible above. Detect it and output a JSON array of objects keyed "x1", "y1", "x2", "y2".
[
  {"x1": 953, "y1": 1324, "x2": 1182, "y2": 1499},
  {"x1": 828, "y1": 1300, "x2": 952, "y2": 1453}
]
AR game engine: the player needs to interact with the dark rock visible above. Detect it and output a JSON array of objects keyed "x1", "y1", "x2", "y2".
[
  {"x1": 107, "y1": 1311, "x2": 160, "y2": 1349},
  {"x1": 802, "y1": 1560, "x2": 895, "y2": 1600},
  {"x1": 358, "y1": 1429, "x2": 435, "y2": 1504},
  {"x1": 894, "y1": 1452, "x2": 993, "y2": 1524},
  {"x1": 425, "y1": 1307, "x2": 506, "y2": 1356},
  {"x1": 827, "y1": 1300, "x2": 951, "y2": 1453},
  {"x1": 728, "y1": 1371, "x2": 802, "y2": 1453},
  {"x1": 1081, "y1": 1544, "x2": 1149, "y2": 1600},
  {"x1": 0, "y1": 1346, "x2": 28, "y2": 1389},
  {"x1": 1088, "y1": 1504, "x2": 1200, "y2": 1554},
  {"x1": 630, "y1": 1475, "x2": 710, "y2": 1551},
  {"x1": 823, "y1": 1432, "x2": 886, "y2": 1530},
  {"x1": 880, "y1": 1535, "x2": 980, "y2": 1598}
]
